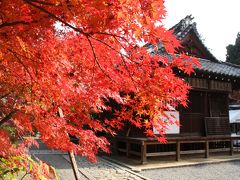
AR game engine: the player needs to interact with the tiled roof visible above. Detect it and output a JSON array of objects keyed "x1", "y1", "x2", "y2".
[
  {"x1": 197, "y1": 58, "x2": 240, "y2": 78},
  {"x1": 171, "y1": 15, "x2": 240, "y2": 79},
  {"x1": 146, "y1": 15, "x2": 240, "y2": 79},
  {"x1": 171, "y1": 15, "x2": 218, "y2": 62},
  {"x1": 170, "y1": 15, "x2": 196, "y2": 40}
]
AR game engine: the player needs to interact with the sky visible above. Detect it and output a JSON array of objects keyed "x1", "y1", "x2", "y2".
[{"x1": 162, "y1": 0, "x2": 240, "y2": 61}]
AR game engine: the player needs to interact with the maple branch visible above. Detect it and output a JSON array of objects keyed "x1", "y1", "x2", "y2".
[
  {"x1": 24, "y1": 0, "x2": 88, "y2": 36},
  {"x1": 86, "y1": 37, "x2": 116, "y2": 82},
  {"x1": 76, "y1": 36, "x2": 96, "y2": 88},
  {"x1": 90, "y1": 36, "x2": 139, "y2": 64},
  {"x1": 94, "y1": 32, "x2": 129, "y2": 42},
  {"x1": 0, "y1": 110, "x2": 17, "y2": 127},
  {"x1": 20, "y1": 172, "x2": 29, "y2": 180},
  {"x1": 7, "y1": 48, "x2": 34, "y2": 81},
  {"x1": 90, "y1": 36, "x2": 127, "y2": 57},
  {"x1": 24, "y1": 0, "x2": 126, "y2": 43},
  {"x1": 112, "y1": 36, "x2": 130, "y2": 55},
  {"x1": 0, "y1": 93, "x2": 11, "y2": 99},
  {"x1": 24, "y1": 0, "x2": 133, "y2": 68},
  {"x1": 89, "y1": 36, "x2": 137, "y2": 86},
  {"x1": 2, "y1": 46, "x2": 57, "y2": 106},
  {"x1": 6, "y1": 49, "x2": 37, "y2": 105},
  {"x1": 0, "y1": 21, "x2": 31, "y2": 29},
  {"x1": 120, "y1": 55, "x2": 137, "y2": 87},
  {"x1": 27, "y1": 0, "x2": 61, "y2": 6}
]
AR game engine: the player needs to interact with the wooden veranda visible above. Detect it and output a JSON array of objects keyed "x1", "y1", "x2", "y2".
[{"x1": 114, "y1": 135, "x2": 240, "y2": 164}]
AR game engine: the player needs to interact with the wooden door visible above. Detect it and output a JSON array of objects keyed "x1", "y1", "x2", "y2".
[
  {"x1": 209, "y1": 93, "x2": 228, "y2": 117},
  {"x1": 180, "y1": 91, "x2": 205, "y2": 136}
]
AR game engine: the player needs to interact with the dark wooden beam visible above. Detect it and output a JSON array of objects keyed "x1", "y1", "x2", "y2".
[
  {"x1": 205, "y1": 141, "x2": 209, "y2": 158},
  {"x1": 176, "y1": 140, "x2": 181, "y2": 161},
  {"x1": 141, "y1": 141, "x2": 147, "y2": 164}
]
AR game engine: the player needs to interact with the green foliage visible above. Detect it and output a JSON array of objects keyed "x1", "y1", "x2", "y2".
[
  {"x1": 226, "y1": 33, "x2": 240, "y2": 65},
  {"x1": 1, "y1": 125, "x2": 17, "y2": 141},
  {"x1": 0, "y1": 156, "x2": 24, "y2": 180},
  {"x1": 0, "y1": 155, "x2": 58, "y2": 180}
]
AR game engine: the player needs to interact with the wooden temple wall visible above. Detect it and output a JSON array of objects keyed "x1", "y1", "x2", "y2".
[
  {"x1": 113, "y1": 77, "x2": 240, "y2": 164},
  {"x1": 185, "y1": 77, "x2": 232, "y2": 92}
]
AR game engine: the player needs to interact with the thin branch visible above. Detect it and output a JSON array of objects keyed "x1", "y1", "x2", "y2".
[
  {"x1": 0, "y1": 110, "x2": 17, "y2": 127},
  {"x1": 6, "y1": 49, "x2": 37, "y2": 106},
  {"x1": 24, "y1": 0, "x2": 88, "y2": 36},
  {"x1": 90, "y1": 36, "x2": 139, "y2": 64},
  {"x1": 0, "y1": 93, "x2": 11, "y2": 100},
  {"x1": 94, "y1": 32, "x2": 129, "y2": 42},
  {"x1": 120, "y1": 54, "x2": 137, "y2": 87},
  {"x1": 86, "y1": 37, "x2": 115, "y2": 82},
  {"x1": 91, "y1": 36, "x2": 127, "y2": 57},
  {"x1": 0, "y1": 21, "x2": 30, "y2": 29},
  {"x1": 76, "y1": 36, "x2": 96, "y2": 88},
  {"x1": 113, "y1": 36, "x2": 130, "y2": 55},
  {"x1": 91, "y1": 36, "x2": 137, "y2": 86},
  {"x1": 27, "y1": 0, "x2": 61, "y2": 6},
  {"x1": 20, "y1": 172, "x2": 29, "y2": 180},
  {"x1": 7, "y1": 48, "x2": 34, "y2": 81},
  {"x1": 24, "y1": 0, "x2": 128, "y2": 43}
]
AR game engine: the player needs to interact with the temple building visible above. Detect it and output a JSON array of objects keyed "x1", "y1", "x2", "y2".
[{"x1": 113, "y1": 15, "x2": 240, "y2": 164}]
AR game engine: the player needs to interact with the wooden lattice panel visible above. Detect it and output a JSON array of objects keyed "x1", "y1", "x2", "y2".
[{"x1": 205, "y1": 117, "x2": 230, "y2": 136}]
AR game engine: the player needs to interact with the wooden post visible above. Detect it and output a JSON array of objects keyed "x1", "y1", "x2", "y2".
[
  {"x1": 113, "y1": 139, "x2": 118, "y2": 155},
  {"x1": 59, "y1": 108, "x2": 81, "y2": 180},
  {"x1": 141, "y1": 141, "x2": 147, "y2": 164},
  {"x1": 126, "y1": 141, "x2": 130, "y2": 157},
  {"x1": 176, "y1": 140, "x2": 180, "y2": 161},
  {"x1": 205, "y1": 141, "x2": 209, "y2": 158},
  {"x1": 230, "y1": 139, "x2": 234, "y2": 156}
]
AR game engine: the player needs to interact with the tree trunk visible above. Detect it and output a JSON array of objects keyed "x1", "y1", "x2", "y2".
[
  {"x1": 68, "y1": 151, "x2": 81, "y2": 180},
  {"x1": 58, "y1": 108, "x2": 81, "y2": 180}
]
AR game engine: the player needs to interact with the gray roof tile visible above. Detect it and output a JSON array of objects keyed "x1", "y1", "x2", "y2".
[{"x1": 197, "y1": 59, "x2": 240, "y2": 78}]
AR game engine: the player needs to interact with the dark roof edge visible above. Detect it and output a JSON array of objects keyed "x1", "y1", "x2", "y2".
[
  {"x1": 221, "y1": 61, "x2": 240, "y2": 68},
  {"x1": 200, "y1": 57, "x2": 240, "y2": 68},
  {"x1": 170, "y1": 15, "x2": 218, "y2": 62}
]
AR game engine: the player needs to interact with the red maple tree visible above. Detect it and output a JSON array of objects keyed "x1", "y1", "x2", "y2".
[{"x1": 0, "y1": 0, "x2": 199, "y2": 179}]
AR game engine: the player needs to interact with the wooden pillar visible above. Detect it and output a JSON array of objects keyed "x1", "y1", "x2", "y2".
[
  {"x1": 204, "y1": 92, "x2": 209, "y2": 117},
  {"x1": 230, "y1": 139, "x2": 234, "y2": 156},
  {"x1": 205, "y1": 141, "x2": 209, "y2": 158},
  {"x1": 114, "y1": 139, "x2": 118, "y2": 155},
  {"x1": 176, "y1": 140, "x2": 180, "y2": 161},
  {"x1": 126, "y1": 141, "x2": 130, "y2": 157},
  {"x1": 141, "y1": 141, "x2": 147, "y2": 164}
]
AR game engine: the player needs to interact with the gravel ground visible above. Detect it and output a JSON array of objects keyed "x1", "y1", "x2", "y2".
[
  {"x1": 32, "y1": 154, "x2": 146, "y2": 180},
  {"x1": 140, "y1": 161, "x2": 240, "y2": 180},
  {"x1": 62, "y1": 155, "x2": 146, "y2": 180},
  {"x1": 34, "y1": 154, "x2": 82, "y2": 180}
]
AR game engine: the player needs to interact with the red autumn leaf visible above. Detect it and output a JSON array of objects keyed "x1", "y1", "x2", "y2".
[{"x1": 0, "y1": 0, "x2": 197, "y2": 178}]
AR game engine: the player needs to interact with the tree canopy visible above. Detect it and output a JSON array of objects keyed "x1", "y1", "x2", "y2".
[
  {"x1": 0, "y1": 0, "x2": 198, "y2": 179},
  {"x1": 226, "y1": 32, "x2": 240, "y2": 65}
]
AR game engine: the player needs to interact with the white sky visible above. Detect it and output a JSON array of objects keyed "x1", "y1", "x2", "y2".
[{"x1": 163, "y1": 0, "x2": 240, "y2": 61}]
